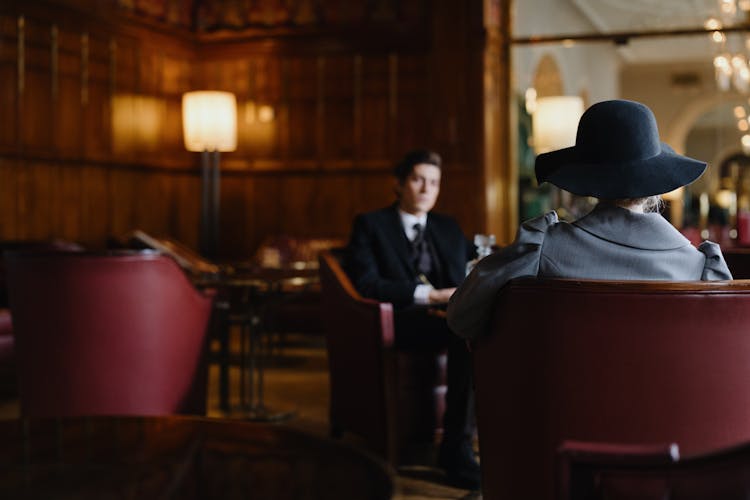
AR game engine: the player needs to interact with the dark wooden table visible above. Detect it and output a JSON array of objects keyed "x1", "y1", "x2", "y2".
[
  {"x1": 0, "y1": 415, "x2": 394, "y2": 499},
  {"x1": 195, "y1": 265, "x2": 320, "y2": 420}
]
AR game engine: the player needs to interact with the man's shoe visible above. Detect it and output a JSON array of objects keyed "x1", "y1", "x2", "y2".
[{"x1": 437, "y1": 442, "x2": 481, "y2": 490}]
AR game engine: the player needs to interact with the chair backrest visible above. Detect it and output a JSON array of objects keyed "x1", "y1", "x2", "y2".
[
  {"x1": 319, "y1": 249, "x2": 448, "y2": 464},
  {"x1": 472, "y1": 277, "x2": 750, "y2": 500},
  {"x1": 721, "y1": 247, "x2": 750, "y2": 279},
  {"x1": 557, "y1": 440, "x2": 679, "y2": 500},
  {"x1": 0, "y1": 308, "x2": 14, "y2": 394},
  {"x1": 558, "y1": 439, "x2": 750, "y2": 500},
  {"x1": 118, "y1": 230, "x2": 221, "y2": 276},
  {"x1": 318, "y1": 250, "x2": 397, "y2": 458},
  {"x1": 0, "y1": 239, "x2": 83, "y2": 308},
  {"x1": 6, "y1": 250, "x2": 215, "y2": 417}
]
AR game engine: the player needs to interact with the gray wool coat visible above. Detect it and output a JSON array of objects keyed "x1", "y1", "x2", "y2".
[{"x1": 447, "y1": 204, "x2": 733, "y2": 340}]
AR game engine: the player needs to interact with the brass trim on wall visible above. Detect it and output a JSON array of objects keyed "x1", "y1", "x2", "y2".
[
  {"x1": 51, "y1": 25, "x2": 58, "y2": 100},
  {"x1": 353, "y1": 54, "x2": 362, "y2": 157},
  {"x1": 388, "y1": 53, "x2": 398, "y2": 155},
  {"x1": 109, "y1": 38, "x2": 117, "y2": 96},
  {"x1": 81, "y1": 33, "x2": 89, "y2": 105},
  {"x1": 316, "y1": 55, "x2": 325, "y2": 157},
  {"x1": 17, "y1": 16, "x2": 24, "y2": 96},
  {"x1": 279, "y1": 58, "x2": 289, "y2": 156},
  {"x1": 388, "y1": 53, "x2": 398, "y2": 120}
]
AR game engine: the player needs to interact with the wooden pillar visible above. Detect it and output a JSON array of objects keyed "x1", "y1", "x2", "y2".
[{"x1": 482, "y1": 0, "x2": 515, "y2": 244}]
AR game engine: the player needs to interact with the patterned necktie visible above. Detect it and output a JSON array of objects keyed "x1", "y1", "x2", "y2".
[{"x1": 412, "y1": 223, "x2": 432, "y2": 278}]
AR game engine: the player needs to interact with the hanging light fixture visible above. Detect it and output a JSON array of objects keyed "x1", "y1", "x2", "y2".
[{"x1": 708, "y1": 0, "x2": 750, "y2": 93}]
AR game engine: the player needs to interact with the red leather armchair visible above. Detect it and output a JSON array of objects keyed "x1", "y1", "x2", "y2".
[
  {"x1": 0, "y1": 239, "x2": 83, "y2": 397},
  {"x1": 472, "y1": 278, "x2": 750, "y2": 500},
  {"x1": 558, "y1": 439, "x2": 750, "y2": 500},
  {"x1": 318, "y1": 250, "x2": 446, "y2": 465},
  {"x1": 721, "y1": 247, "x2": 750, "y2": 279},
  {"x1": 5, "y1": 251, "x2": 215, "y2": 417},
  {"x1": 0, "y1": 309, "x2": 13, "y2": 395}
]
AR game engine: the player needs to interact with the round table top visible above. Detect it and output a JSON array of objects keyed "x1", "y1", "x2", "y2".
[{"x1": 0, "y1": 415, "x2": 393, "y2": 499}]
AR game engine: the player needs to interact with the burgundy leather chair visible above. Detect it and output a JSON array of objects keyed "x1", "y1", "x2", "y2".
[
  {"x1": 5, "y1": 251, "x2": 215, "y2": 417},
  {"x1": 318, "y1": 249, "x2": 446, "y2": 465},
  {"x1": 0, "y1": 239, "x2": 85, "y2": 309},
  {"x1": 0, "y1": 239, "x2": 84, "y2": 397},
  {"x1": 472, "y1": 278, "x2": 750, "y2": 500},
  {"x1": 558, "y1": 439, "x2": 750, "y2": 500},
  {"x1": 721, "y1": 246, "x2": 750, "y2": 279},
  {"x1": 0, "y1": 309, "x2": 13, "y2": 394}
]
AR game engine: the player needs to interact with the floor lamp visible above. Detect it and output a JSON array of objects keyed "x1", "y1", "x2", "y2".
[{"x1": 182, "y1": 91, "x2": 238, "y2": 260}]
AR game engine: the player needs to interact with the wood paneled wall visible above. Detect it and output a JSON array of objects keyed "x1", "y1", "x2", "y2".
[{"x1": 0, "y1": 0, "x2": 495, "y2": 260}]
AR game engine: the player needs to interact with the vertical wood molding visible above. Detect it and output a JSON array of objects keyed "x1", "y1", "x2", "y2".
[
  {"x1": 483, "y1": 0, "x2": 515, "y2": 243},
  {"x1": 388, "y1": 53, "x2": 398, "y2": 156},
  {"x1": 280, "y1": 58, "x2": 290, "y2": 158},
  {"x1": 353, "y1": 54, "x2": 362, "y2": 160},
  {"x1": 17, "y1": 16, "x2": 24, "y2": 96},
  {"x1": 109, "y1": 38, "x2": 117, "y2": 96},
  {"x1": 51, "y1": 25, "x2": 58, "y2": 100},
  {"x1": 501, "y1": 0, "x2": 515, "y2": 243},
  {"x1": 156, "y1": 50, "x2": 164, "y2": 94},
  {"x1": 81, "y1": 32, "x2": 89, "y2": 106},
  {"x1": 135, "y1": 45, "x2": 141, "y2": 92},
  {"x1": 316, "y1": 55, "x2": 325, "y2": 160},
  {"x1": 248, "y1": 58, "x2": 255, "y2": 97},
  {"x1": 388, "y1": 53, "x2": 398, "y2": 119}
]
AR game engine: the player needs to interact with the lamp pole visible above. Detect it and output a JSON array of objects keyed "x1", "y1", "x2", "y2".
[{"x1": 199, "y1": 149, "x2": 221, "y2": 259}]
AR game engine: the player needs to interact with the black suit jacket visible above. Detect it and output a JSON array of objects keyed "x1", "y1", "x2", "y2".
[{"x1": 345, "y1": 204, "x2": 474, "y2": 309}]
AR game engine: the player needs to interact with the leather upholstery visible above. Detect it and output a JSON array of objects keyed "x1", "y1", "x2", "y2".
[
  {"x1": 721, "y1": 247, "x2": 750, "y2": 279},
  {"x1": 473, "y1": 277, "x2": 750, "y2": 500},
  {"x1": 559, "y1": 439, "x2": 750, "y2": 500},
  {"x1": 0, "y1": 308, "x2": 13, "y2": 394},
  {"x1": 0, "y1": 240, "x2": 83, "y2": 397},
  {"x1": 319, "y1": 249, "x2": 446, "y2": 464},
  {"x1": 5, "y1": 251, "x2": 215, "y2": 417},
  {"x1": 0, "y1": 239, "x2": 84, "y2": 308}
]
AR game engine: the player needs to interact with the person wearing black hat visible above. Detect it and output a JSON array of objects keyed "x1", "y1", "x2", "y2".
[
  {"x1": 447, "y1": 99, "x2": 733, "y2": 340},
  {"x1": 346, "y1": 149, "x2": 480, "y2": 490}
]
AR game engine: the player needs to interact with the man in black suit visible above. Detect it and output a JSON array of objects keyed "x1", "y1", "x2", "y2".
[{"x1": 346, "y1": 149, "x2": 479, "y2": 490}]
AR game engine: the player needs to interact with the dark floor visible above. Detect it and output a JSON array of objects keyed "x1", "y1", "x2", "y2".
[{"x1": 0, "y1": 332, "x2": 480, "y2": 499}]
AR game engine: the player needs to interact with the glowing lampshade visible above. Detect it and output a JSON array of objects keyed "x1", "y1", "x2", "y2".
[
  {"x1": 182, "y1": 91, "x2": 238, "y2": 152},
  {"x1": 532, "y1": 95, "x2": 584, "y2": 154}
]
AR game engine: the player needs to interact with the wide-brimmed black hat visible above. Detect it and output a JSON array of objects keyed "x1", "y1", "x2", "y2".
[{"x1": 535, "y1": 99, "x2": 706, "y2": 198}]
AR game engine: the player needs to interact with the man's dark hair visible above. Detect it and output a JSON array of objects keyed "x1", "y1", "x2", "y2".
[{"x1": 393, "y1": 149, "x2": 442, "y2": 183}]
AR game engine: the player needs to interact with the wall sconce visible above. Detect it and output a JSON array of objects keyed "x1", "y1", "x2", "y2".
[
  {"x1": 182, "y1": 90, "x2": 237, "y2": 259},
  {"x1": 111, "y1": 94, "x2": 165, "y2": 153},
  {"x1": 245, "y1": 101, "x2": 275, "y2": 124},
  {"x1": 532, "y1": 95, "x2": 584, "y2": 154}
]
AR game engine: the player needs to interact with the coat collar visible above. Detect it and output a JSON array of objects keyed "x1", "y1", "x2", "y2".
[{"x1": 572, "y1": 204, "x2": 692, "y2": 250}]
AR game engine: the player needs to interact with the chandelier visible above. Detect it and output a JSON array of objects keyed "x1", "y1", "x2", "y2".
[{"x1": 708, "y1": 0, "x2": 750, "y2": 92}]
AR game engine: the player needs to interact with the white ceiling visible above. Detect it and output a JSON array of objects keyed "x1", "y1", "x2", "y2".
[
  {"x1": 573, "y1": 0, "x2": 721, "y2": 32},
  {"x1": 572, "y1": 0, "x2": 744, "y2": 63}
]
